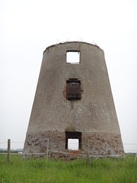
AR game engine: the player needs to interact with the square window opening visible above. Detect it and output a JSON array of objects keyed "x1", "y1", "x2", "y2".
[
  {"x1": 65, "y1": 131, "x2": 82, "y2": 150},
  {"x1": 68, "y1": 139, "x2": 79, "y2": 150},
  {"x1": 66, "y1": 51, "x2": 80, "y2": 64}
]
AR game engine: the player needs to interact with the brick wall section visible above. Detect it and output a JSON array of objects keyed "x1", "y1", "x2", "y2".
[{"x1": 24, "y1": 131, "x2": 123, "y2": 158}]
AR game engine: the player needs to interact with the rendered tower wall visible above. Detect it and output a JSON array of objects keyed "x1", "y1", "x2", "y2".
[{"x1": 24, "y1": 42, "x2": 123, "y2": 158}]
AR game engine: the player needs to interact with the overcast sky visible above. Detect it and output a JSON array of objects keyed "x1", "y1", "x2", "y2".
[{"x1": 0, "y1": 0, "x2": 137, "y2": 152}]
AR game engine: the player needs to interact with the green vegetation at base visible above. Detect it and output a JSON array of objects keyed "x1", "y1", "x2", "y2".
[{"x1": 0, "y1": 155, "x2": 137, "y2": 183}]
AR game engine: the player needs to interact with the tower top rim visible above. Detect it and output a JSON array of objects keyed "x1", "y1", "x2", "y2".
[{"x1": 43, "y1": 41, "x2": 103, "y2": 53}]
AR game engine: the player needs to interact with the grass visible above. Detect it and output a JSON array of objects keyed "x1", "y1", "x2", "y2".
[{"x1": 0, "y1": 154, "x2": 137, "y2": 183}]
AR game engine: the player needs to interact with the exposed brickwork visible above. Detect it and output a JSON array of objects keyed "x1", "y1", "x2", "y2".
[
  {"x1": 82, "y1": 132, "x2": 123, "y2": 156},
  {"x1": 24, "y1": 131, "x2": 123, "y2": 159}
]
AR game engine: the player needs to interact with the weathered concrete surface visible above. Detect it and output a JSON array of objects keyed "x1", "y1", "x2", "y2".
[{"x1": 24, "y1": 41, "x2": 123, "y2": 158}]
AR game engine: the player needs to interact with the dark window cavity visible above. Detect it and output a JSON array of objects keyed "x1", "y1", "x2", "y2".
[{"x1": 66, "y1": 78, "x2": 81, "y2": 101}]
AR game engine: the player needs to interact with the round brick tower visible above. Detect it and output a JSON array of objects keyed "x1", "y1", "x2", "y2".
[{"x1": 24, "y1": 42, "x2": 123, "y2": 158}]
